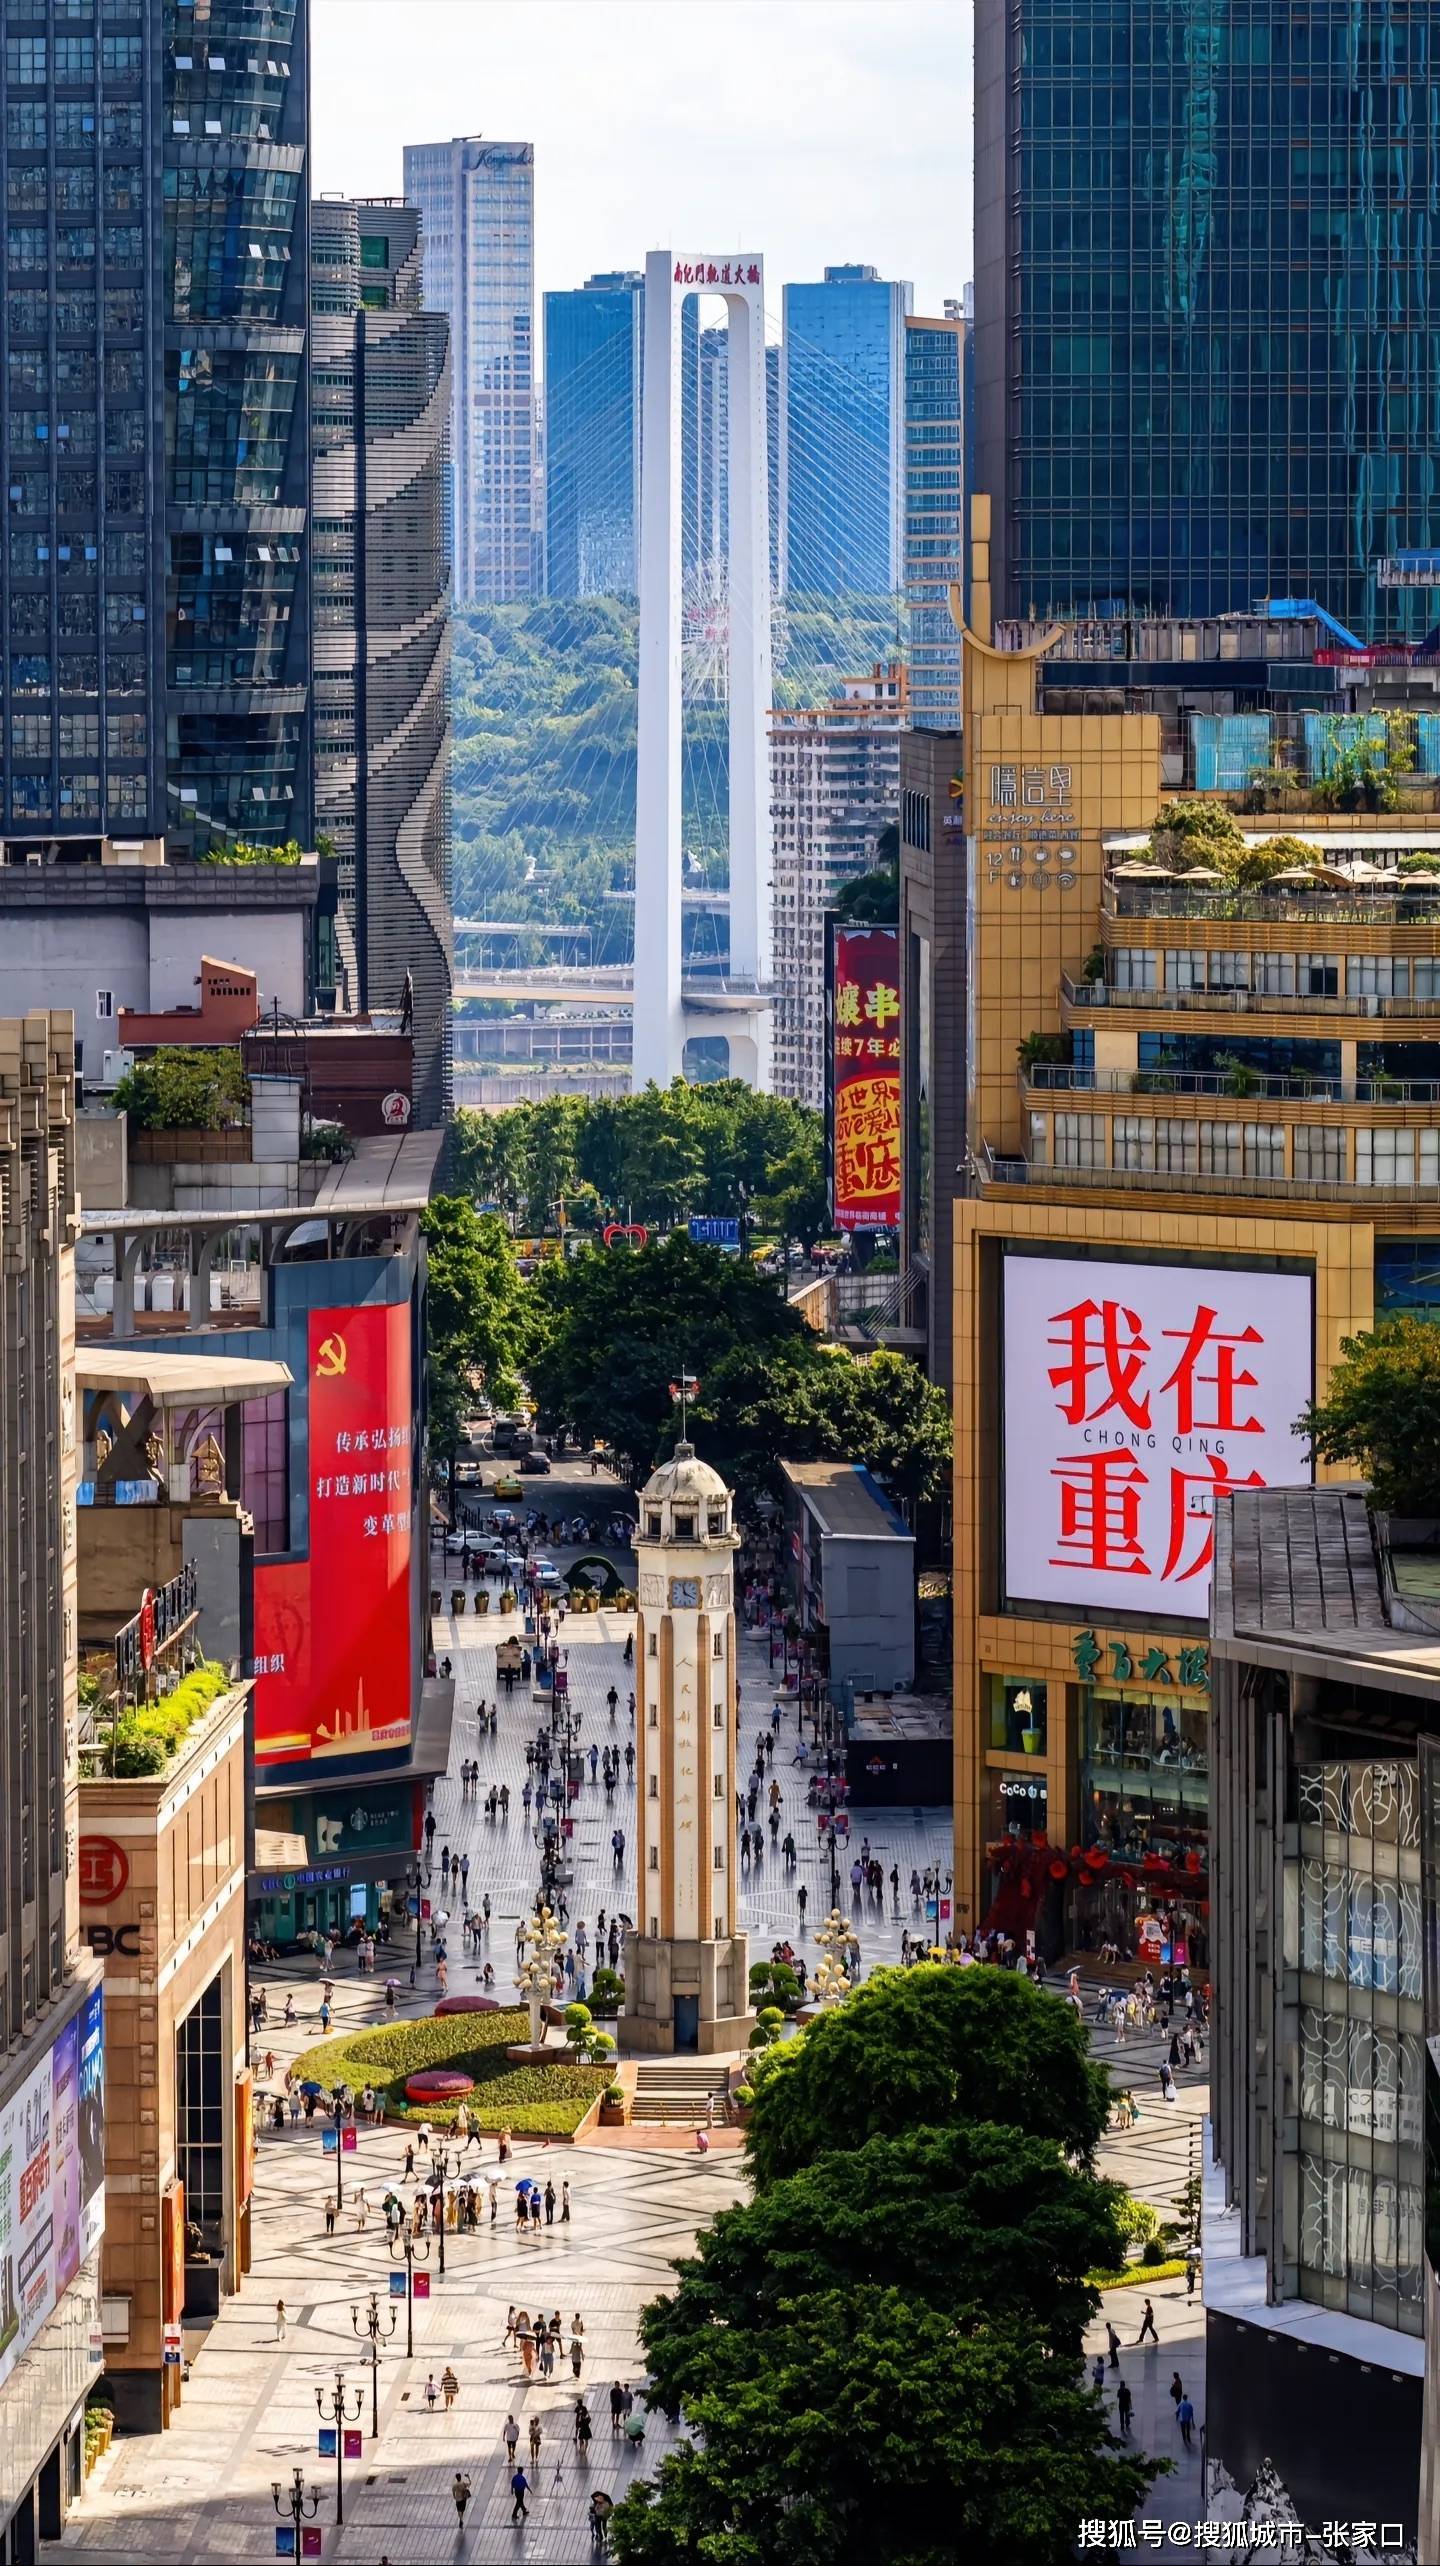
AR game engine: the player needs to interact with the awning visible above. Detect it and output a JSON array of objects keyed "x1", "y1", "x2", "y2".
[{"x1": 78, "y1": 1348, "x2": 292, "y2": 1407}]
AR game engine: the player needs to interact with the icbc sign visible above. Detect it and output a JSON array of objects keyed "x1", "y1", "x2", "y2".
[{"x1": 78, "y1": 1836, "x2": 129, "y2": 1907}]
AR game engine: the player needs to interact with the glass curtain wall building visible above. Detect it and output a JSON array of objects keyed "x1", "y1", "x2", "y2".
[
  {"x1": 0, "y1": 0, "x2": 310, "y2": 856},
  {"x1": 166, "y1": 0, "x2": 312, "y2": 851},
  {"x1": 401, "y1": 135, "x2": 534, "y2": 606},
  {"x1": 310, "y1": 198, "x2": 453, "y2": 1125},
  {"x1": 904, "y1": 310, "x2": 963, "y2": 727},
  {"x1": 543, "y1": 271, "x2": 643, "y2": 598},
  {"x1": 975, "y1": 0, "x2": 1440, "y2": 640},
  {"x1": 783, "y1": 264, "x2": 911, "y2": 599}
]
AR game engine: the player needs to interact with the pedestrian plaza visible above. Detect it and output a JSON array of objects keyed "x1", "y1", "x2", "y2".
[{"x1": 61, "y1": 1527, "x2": 1205, "y2": 2561}]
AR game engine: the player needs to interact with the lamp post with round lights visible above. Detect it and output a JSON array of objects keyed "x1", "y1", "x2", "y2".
[
  {"x1": 315, "y1": 2369, "x2": 363, "y2": 2528},
  {"x1": 389, "y1": 2224, "x2": 432, "y2": 2359},
  {"x1": 514, "y1": 1902, "x2": 568, "y2": 2054},
  {"x1": 350, "y1": 2289, "x2": 397, "y2": 2440},
  {"x1": 271, "y1": 2467, "x2": 322, "y2": 2545}
]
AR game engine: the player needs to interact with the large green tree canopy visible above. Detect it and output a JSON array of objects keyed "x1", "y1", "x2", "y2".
[
  {"x1": 522, "y1": 1231, "x2": 949, "y2": 1512},
  {"x1": 743, "y1": 1965, "x2": 1112, "y2": 2185}
]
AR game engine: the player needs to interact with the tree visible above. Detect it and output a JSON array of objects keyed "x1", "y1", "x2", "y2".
[
  {"x1": 609, "y1": 2287, "x2": 1153, "y2": 2566},
  {"x1": 1301, "y1": 1314, "x2": 1440, "y2": 1514},
  {"x1": 420, "y1": 1198, "x2": 525, "y2": 1494},
  {"x1": 751, "y1": 1133, "x2": 830, "y2": 1257},
  {"x1": 523, "y1": 1232, "x2": 804, "y2": 1483},
  {"x1": 744, "y1": 1965, "x2": 1112, "y2": 2186},
  {"x1": 111, "y1": 1046, "x2": 249, "y2": 1132},
  {"x1": 835, "y1": 1349, "x2": 952, "y2": 1517},
  {"x1": 643, "y1": 2125, "x2": 1125, "y2": 2368},
  {"x1": 1145, "y1": 796, "x2": 1246, "y2": 869}
]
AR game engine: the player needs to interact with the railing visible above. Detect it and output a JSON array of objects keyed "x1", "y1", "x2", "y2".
[
  {"x1": 978, "y1": 1144, "x2": 1440, "y2": 1204},
  {"x1": 1022, "y1": 1065, "x2": 1346, "y2": 1102},
  {"x1": 1063, "y1": 974, "x2": 1440, "y2": 1019},
  {"x1": 835, "y1": 1267, "x2": 927, "y2": 1339},
  {"x1": 1104, "y1": 883, "x2": 1440, "y2": 928}
]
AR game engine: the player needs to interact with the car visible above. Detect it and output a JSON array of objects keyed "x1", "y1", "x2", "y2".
[
  {"x1": 489, "y1": 1506, "x2": 518, "y2": 1531},
  {"x1": 493, "y1": 1473, "x2": 523, "y2": 1500},
  {"x1": 537, "y1": 1572, "x2": 569, "y2": 1601},
  {"x1": 518, "y1": 1450, "x2": 551, "y2": 1474}
]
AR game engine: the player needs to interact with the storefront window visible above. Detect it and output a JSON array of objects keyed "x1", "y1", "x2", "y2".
[
  {"x1": 988, "y1": 1677, "x2": 1047, "y2": 1754},
  {"x1": 1073, "y1": 1680, "x2": 1210, "y2": 1962},
  {"x1": 1288, "y1": 1759, "x2": 1424, "y2": 2335},
  {"x1": 987, "y1": 1768, "x2": 1048, "y2": 1841}
]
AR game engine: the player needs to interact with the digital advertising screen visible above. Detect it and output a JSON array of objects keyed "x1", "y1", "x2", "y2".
[
  {"x1": 252, "y1": 1301, "x2": 414, "y2": 1767},
  {"x1": 1002, "y1": 1252, "x2": 1314, "y2": 1621},
  {"x1": 827, "y1": 921, "x2": 901, "y2": 1232}
]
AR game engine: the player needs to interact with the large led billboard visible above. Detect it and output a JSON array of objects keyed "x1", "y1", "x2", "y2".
[
  {"x1": 0, "y1": 1988, "x2": 104, "y2": 2397},
  {"x1": 1002, "y1": 1252, "x2": 1314, "y2": 1621},
  {"x1": 826, "y1": 922, "x2": 901, "y2": 1232},
  {"x1": 252, "y1": 1301, "x2": 414, "y2": 1766}
]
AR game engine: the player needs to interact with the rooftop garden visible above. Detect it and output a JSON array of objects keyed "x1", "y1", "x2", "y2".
[
  {"x1": 288, "y1": 2009, "x2": 612, "y2": 2134},
  {"x1": 111, "y1": 1047, "x2": 249, "y2": 1132},
  {"x1": 82, "y1": 1659, "x2": 235, "y2": 1779},
  {"x1": 198, "y1": 836, "x2": 306, "y2": 867}
]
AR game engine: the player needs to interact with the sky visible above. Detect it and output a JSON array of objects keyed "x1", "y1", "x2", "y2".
[{"x1": 311, "y1": 0, "x2": 971, "y2": 343}]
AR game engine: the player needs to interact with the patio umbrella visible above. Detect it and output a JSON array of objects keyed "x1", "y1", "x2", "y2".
[
  {"x1": 1112, "y1": 860, "x2": 1173, "y2": 878},
  {"x1": 299, "y1": 2078, "x2": 325, "y2": 2095},
  {"x1": 1175, "y1": 865, "x2": 1224, "y2": 882}
]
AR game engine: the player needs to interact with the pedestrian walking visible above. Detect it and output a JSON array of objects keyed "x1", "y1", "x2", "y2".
[
  {"x1": 1136, "y1": 2297, "x2": 1159, "y2": 2345},
  {"x1": 1116, "y1": 2378, "x2": 1133, "y2": 2438},
  {"x1": 510, "y1": 2466, "x2": 530, "y2": 2523},
  {"x1": 441, "y1": 2364, "x2": 459, "y2": 2410},
  {"x1": 1177, "y1": 2393, "x2": 1195, "y2": 2448},
  {"x1": 1169, "y1": 2371, "x2": 1184, "y2": 2417},
  {"x1": 1091, "y1": 2354, "x2": 1105, "y2": 2391},
  {"x1": 528, "y1": 2414, "x2": 543, "y2": 2467},
  {"x1": 561, "y1": 2178, "x2": 571, "y2": 2222},
  {"x1": 503, "y1": 2414, "x2": 520, "y2": 2463},
  {"x1": 544, "y1": 2179, "x2": 556, "y2": 2225},
  {"x1": 589, "y1": 2489, "x2": 614, "y2": 2550},
  {"x1": 424, "y1": 2372, "x2": 439, "y2": 2413},
  {"x1": 1106, "y1": 2321, "x2": 1121, "y2": 2371},
  {"x1": 275, "y1": 2299, "x2": 287, "y2": 2340},
  {"x1": 609, "y1": 2381, "x2": 625, "y2": 2437},
  {"x1": 324, "y1": 2197, "x2": 336, "y2": 2236},
  {"x1": 452, "y1": 2470, "x2": 472, "y2": 2528}
]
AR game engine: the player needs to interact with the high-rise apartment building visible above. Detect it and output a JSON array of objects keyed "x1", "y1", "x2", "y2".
[
  {"x1": 769, "y1": 660, "x2": 906, "y2": 1107},
  {"x1": 402, "y1": 136, "x2": 535, "y2": 606},
  {"x1": 310, "y1": 197, "x2": 453, "y2": 1125},
  {"x1": 782, "y1": 265, "x2": 911, "y2": 598},
  {"x1": 0, "y1": 0, "x2": 312, "y2": 856},
  {"x1": 975, "y1": 0, "x2": 1440, "y2": 638},
  {"x1": 904, "y1": 311, "x2": 963, "y2": 727},
  {"x1": 543, "y1": 272, "x2": 643, "y2": 599},
  {"x1": 0, "y1": 1012, "x2": 105, "y2": 2557}
]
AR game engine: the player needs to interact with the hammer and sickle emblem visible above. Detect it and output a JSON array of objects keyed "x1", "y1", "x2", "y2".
[{"x1": 316, "y1": 1333, "x2": 348, "y2": 1379}]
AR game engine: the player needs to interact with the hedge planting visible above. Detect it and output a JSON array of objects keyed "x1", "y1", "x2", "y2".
[
  {"x1": 111, "y1": 1662, "x2": 233, "y2": 1777},
  {"x1": 289, "y1": 2009, "x2": 609, "y2": 2132}
]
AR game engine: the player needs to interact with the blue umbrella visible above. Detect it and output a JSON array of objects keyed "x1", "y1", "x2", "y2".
[{"x1": 299, "y1": 2079, "x2": 325, "y2": 2095}]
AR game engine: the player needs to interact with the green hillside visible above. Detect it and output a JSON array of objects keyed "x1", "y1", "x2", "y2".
[{"x1": 449, "y1": 595, "x2": 903, "y2": 965}]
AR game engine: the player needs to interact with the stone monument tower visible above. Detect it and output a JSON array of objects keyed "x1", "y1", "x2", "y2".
[{"x1": 621, "y1": 1445, "x2": 752, "y2": 2053}]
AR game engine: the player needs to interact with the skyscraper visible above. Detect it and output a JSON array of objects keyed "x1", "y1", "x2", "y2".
[
  {"x1": 975, "y1": 0, "x2": 1440, "y2": 638},
  {"x1": 543, "y1": 272, "x2": 643, "y2": 599},
  {"x1": 402, "y1": 136, "x2": 535, "y2": 606},
  {"x1": 783, "y1": 265, "x2": 911, "y2": 598},
  {"x1": 310, "y1": 198, "x2": 453, "y2": 1126},
  {"x1": 166, "y1": 0, "x2": 312, "y2": 850},
  {"x1": 904, "y1": 309, "x2": 963, "y2": 727}
]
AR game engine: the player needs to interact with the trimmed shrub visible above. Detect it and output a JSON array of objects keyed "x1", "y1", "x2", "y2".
[{"x1": 290, "y1": 2009, "x2": 609, "y2": 2132}]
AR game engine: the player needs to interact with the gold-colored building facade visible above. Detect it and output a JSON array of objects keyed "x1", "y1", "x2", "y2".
[{"x1": 952, "y1": 617, "x2": 1440, "y2": 1951}]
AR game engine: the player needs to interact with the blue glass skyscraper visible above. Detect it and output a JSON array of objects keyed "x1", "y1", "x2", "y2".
[
  {"x1": 976, "y1": 0, "x2": 1440, "y2": 641},
  {"x1": 783, "y1": 265, "x2": 911, "y2": 598},
  {"x1": 543, "y1": 273, "x2": 643, "y2": 598}
]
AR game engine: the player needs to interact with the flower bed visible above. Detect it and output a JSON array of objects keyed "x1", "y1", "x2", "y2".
[{"x1": 289, "y1": 2009, "x2": 609, "y2": 2132}]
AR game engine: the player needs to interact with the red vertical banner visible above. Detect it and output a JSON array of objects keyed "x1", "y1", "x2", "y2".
[
  {"x1": 235, "y1": 2067, "x2": 255, "y2": 2210},
  {"x1": 252, "y1": 1302, "x2": 414, "y2": 1766},
  {"x1": 827, "y1": 923, "x2": 901, "y2": 1231}
]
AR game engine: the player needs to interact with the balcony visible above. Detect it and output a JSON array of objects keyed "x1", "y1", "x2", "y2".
[
  {"x1": 1021, "y1": 1064, "x2": 1349, "y2": 1104},
  {"x1": 977, "y1": 1142, "x2": 1440, "y2": 1206},
  {"x1": 1063, "y1": 972, "x2": 1440, "y2": 1022}
]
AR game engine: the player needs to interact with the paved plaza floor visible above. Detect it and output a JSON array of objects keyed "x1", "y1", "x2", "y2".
[{"x1": 60, "y1": 1503, "x2": 1206, "y2": 2561}]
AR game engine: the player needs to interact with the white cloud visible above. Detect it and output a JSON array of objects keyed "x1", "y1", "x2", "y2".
[{"x1": 311, "y1": 0, "x2": 972, "y2": 332}]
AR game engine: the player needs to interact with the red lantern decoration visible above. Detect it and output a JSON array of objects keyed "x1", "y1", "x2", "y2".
[
  {"x1": 1185, "y1": 1851, "x2": 1202, "y2": 1874},
  {"x1": 1078, "y1": 1868, "x2": 1097, "y2": 1888},
  {"x1": 1048, "y1": 1859, "x2": 1069, "y2": 1882},
  {"x1": 1088, "y1": 1847, "x2": 1109, "y2": 1872},
  {"x1": 1069, "y1": 1846, "x2": 1083, "y2": 1863}
]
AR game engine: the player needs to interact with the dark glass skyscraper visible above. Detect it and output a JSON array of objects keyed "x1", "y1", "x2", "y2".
[
  {"x1": 783, "y1": 264, "x2": 911, "y2": 598},
  {"x1": 543, "y1": 271, "x2": 643, "y2": 598},
  {"x1": 975, "y1": 0, "x2": 1440, "y2": 640},
  {"x1": 0, "y1": 0, "x2": 310, "y2": 853}
]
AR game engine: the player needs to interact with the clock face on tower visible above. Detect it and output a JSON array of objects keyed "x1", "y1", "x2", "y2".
[{"x1": 668, "y1": 1576, "x2": 700, "y2": 1610}]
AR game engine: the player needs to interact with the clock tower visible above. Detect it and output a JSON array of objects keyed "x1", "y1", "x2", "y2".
[{"x1": 621, "y1": 1445, "x2": 752, "y2": 2054}]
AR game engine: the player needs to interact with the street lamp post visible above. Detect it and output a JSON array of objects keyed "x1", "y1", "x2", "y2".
[
  {"x1": 813, "y1": 1908, "x2": 852, "y2": 2007},
  {"x1": 271, "y1": 2466, "x2": 323, "y2": 2544},
  {"x1": 389, "y1": 2225, "x2": 432, "y2": 2360},
  {"x1": 514, "y1": 1902, "x2": 568, "y2": 2054},
  {"x1": 315, "y1": 2369, "x2": 363, "y2": 2529},
  {"x1": 350, "y1": 2290, "x2": 397, "y2": 2440},
  {"x1": 429, "y1": 2146, "x2": 454, "y2": 2277}
]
